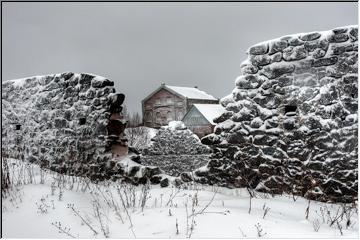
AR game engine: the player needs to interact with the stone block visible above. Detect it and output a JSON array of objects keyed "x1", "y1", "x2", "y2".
[
  {"x1": 261, "y1": 62, "x2": 295, "y2": 79},
  {"x1": 300, "y1": 32, "x2": 321, "y2": 41},
  {"x1": 312, "y1": 57, "x2": 338, "y2": 67},
  {"x1": 283, "y1": 46, "x2": 307, "y2": 61},
  {"x1": 269, "y1": 40, "x2": 288, "y2": 54},
  {"x1": 248, "y1": 43, "x2": 269, "y2": 55}
]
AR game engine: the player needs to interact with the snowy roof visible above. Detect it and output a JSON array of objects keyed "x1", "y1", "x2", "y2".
[
  {"x1": 192, "y1": 104, "x2": 226, "y2": 125},
  {"x1": 165, "y1": 85, "x2": 217, "y2": 100}
]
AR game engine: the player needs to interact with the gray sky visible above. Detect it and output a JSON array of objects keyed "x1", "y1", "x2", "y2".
[{"x1": 2, "y1": 2, "x2": 357, "y2": 113}]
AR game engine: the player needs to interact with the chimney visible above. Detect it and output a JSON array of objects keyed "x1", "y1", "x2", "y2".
[
  {"x1": 161, "y1": 83, "x2": 165, "y2": 86},
  {"x1": 194, "y1": 86, "x2": 198, "y2": 89}
]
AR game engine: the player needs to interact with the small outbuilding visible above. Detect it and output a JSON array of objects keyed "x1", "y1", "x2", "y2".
[{"x1": 182, "y1": 104, "x2": 226, "y2": 138}]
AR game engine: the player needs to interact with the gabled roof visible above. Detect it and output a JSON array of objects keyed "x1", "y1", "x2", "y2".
[
  {"x1": 165, "y1": 85, "x2": 217, "y2": 100},
  {"x1": 184, "y1": 104, "x2": 226, "y2": 125},
  {"x1": 142, "y1": 84, "x2": 217, "y2": 103}
]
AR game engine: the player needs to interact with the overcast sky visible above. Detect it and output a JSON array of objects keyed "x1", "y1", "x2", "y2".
[{"x1": 2, "y1": 2, "x2": 357, "y2": 113}]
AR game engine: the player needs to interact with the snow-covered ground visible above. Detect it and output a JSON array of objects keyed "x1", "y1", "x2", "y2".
[{"x1": 2, "y1": 158, "x2": 358, "y2": 238}]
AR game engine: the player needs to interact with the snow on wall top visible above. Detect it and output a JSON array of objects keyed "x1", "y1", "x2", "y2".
[
  {"x1": 192, "y1": 104, "x2": 227, "y2": 125},
  {"x1": 166, "y1": 85, "x2": 217, "y2": 100},
  {"x1": 245, "y1": 25, "x2": 358, "y2": 57},
  {"x1": 4, "y1": 72, "x2": 110, "y2": 87}
]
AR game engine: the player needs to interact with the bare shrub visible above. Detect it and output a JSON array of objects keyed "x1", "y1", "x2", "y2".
[
  {"x1": 125, "y1": 126, "x2": 151, "y2": 150},
  {"x1": 35, "y1": 196, "x2": 50, "y2": 214},
  {"x1": 123, "y1": 107, "x2": 152, "y2": 150},
  {"x1": 314, "y1": 203, "x2": 358, "y2": 234},
  {"x1": 139, "y1": 181, "x2": 151, "y2": 212},
  {"x1": 166, "y1": 188, "x2": 181, "y2": 207}
]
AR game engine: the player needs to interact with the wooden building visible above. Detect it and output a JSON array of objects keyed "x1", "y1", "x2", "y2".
[
  {"x1": 182, "y1": 104, "x2": 226, "y2": 138},
  {"x1": 142, "y1": 84, "x2": 218, "y2": 128}
]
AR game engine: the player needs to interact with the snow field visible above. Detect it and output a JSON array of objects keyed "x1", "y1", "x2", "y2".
[{"x1": 2, "y1": 158, "x2": 358, "y2": 238}]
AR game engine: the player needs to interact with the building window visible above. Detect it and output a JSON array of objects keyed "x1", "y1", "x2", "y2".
[
  {"x1": 156, "y1": 112, "x2": 161, "y2": 122},
  {"x1": 167, "y1": 97, "x2": 172, "y2": 104},
  {"x1": 145, "y1": 111, "x2": 152, "y2": 122},
  {"x1": 167, "y1": 111, "x2": 172, "y2": 122},
  {"x1": 176, "y1": 110, "x2": 184, "y2": 120}
]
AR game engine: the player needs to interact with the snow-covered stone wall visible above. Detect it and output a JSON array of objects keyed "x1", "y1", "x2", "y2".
[
  {"x1": 141, "y1": 121, "x2": 212, "y2": 176},
  {"x1": 2, "y1": 72, "x2": 128, "y2": 181},
  {"x1": 199, "y1": 26, "x2": 358, "y2": 203}
]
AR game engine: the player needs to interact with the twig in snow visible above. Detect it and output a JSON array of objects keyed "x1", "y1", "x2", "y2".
[
  {"x1": 185, "y1": 199, "x2": 189, "y2": 236},
  {"x1": 140, "y1": 182, "x2": 150, "y2": 212},
  {"x1": 58, "y1": 186, "x2": 64, "y2": 201},
  {"x1": 305, "y1": 199, "x2": 311, "y2": 220},
  {"x1": 67, "y1": 203, "x2": 98, "y2": 235},
  {"x1": 262, "y1": 203, "x2": 271, "y2": 219},
  {"x1": 117, "y1": 186, "x2": 136, "y2": 238},
  {"x1": 190, "y1": 187, "x2": 218, "y2": 217},
  {"x1": 176, "y1": 218, "x2": 179, "y2": 235},
  {"x1": 313, "y1": 218, "x2": 321, "y2": 232},
  {"x1": 166, "y1": 188, "x2": 181, "y2": 207},
  {"x1": 51, "y1": 221, "x2": 77, "y2": 238},
  {"x1": 93, "y1": 200, "x2": 109, "y2": 238},
  {"x1": 336, "y1": 220, "x2": 343, "y2": 235},
  {"x1": 188, "y1": 203, "x2": 196, "y2": 238},
  {"x1": 238, "y1": 226, "x2": 247, "y2": 237},
  {"x1": 247, "y1": 188, "x2": 254, "y2": 214},
  {"x1": 254, "y1": 223, "x2": 266, "y2": 237}
]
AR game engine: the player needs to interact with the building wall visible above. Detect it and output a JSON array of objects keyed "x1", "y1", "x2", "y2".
[
  {"x1": 143, "y1": 88, "x2": 186, "y2": 128},
  {"x1": 143, "y1": 87, "x2": 219, "y2": 128},
  {"x1": 182, "y1": 107, "x2": 214, "y2": 138}
]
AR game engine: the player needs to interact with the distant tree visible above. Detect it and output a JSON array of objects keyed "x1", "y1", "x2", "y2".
[
  {"x1": 122, "y1": 106, "x2": 149, "y2": 149},
  {"x1": 122, "y1": 105, "x2": 129, "y2": 121},
  {"x1": 122, "y1": 105, "x2": 142, "y2": 127}
]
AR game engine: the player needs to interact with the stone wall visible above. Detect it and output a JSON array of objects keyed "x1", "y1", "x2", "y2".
[
  {"x1": 199, "y1": 26, "x2": 358, "y2": 203},
  {"x1": 2, "y1": 72, "x2": 128, "y2": 181},
  {"x1": 141, "y1": 121, "x2": 212, "y2": 176}
]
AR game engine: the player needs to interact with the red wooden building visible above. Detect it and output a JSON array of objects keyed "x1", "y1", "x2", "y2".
[{"x1": 142, "y1": 84, "x2": 219, "y2": 128}]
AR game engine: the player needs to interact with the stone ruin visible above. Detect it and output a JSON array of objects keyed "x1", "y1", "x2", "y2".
[
  {"x1": 1, "y1": 72, "x2": 130, "y2": 181},
  {"x1": 194, "y1": 25, "x2": 358, "y2": 203},
  {"x1": 2, "y1": 26, "x2": 358, "y2": 203}
]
